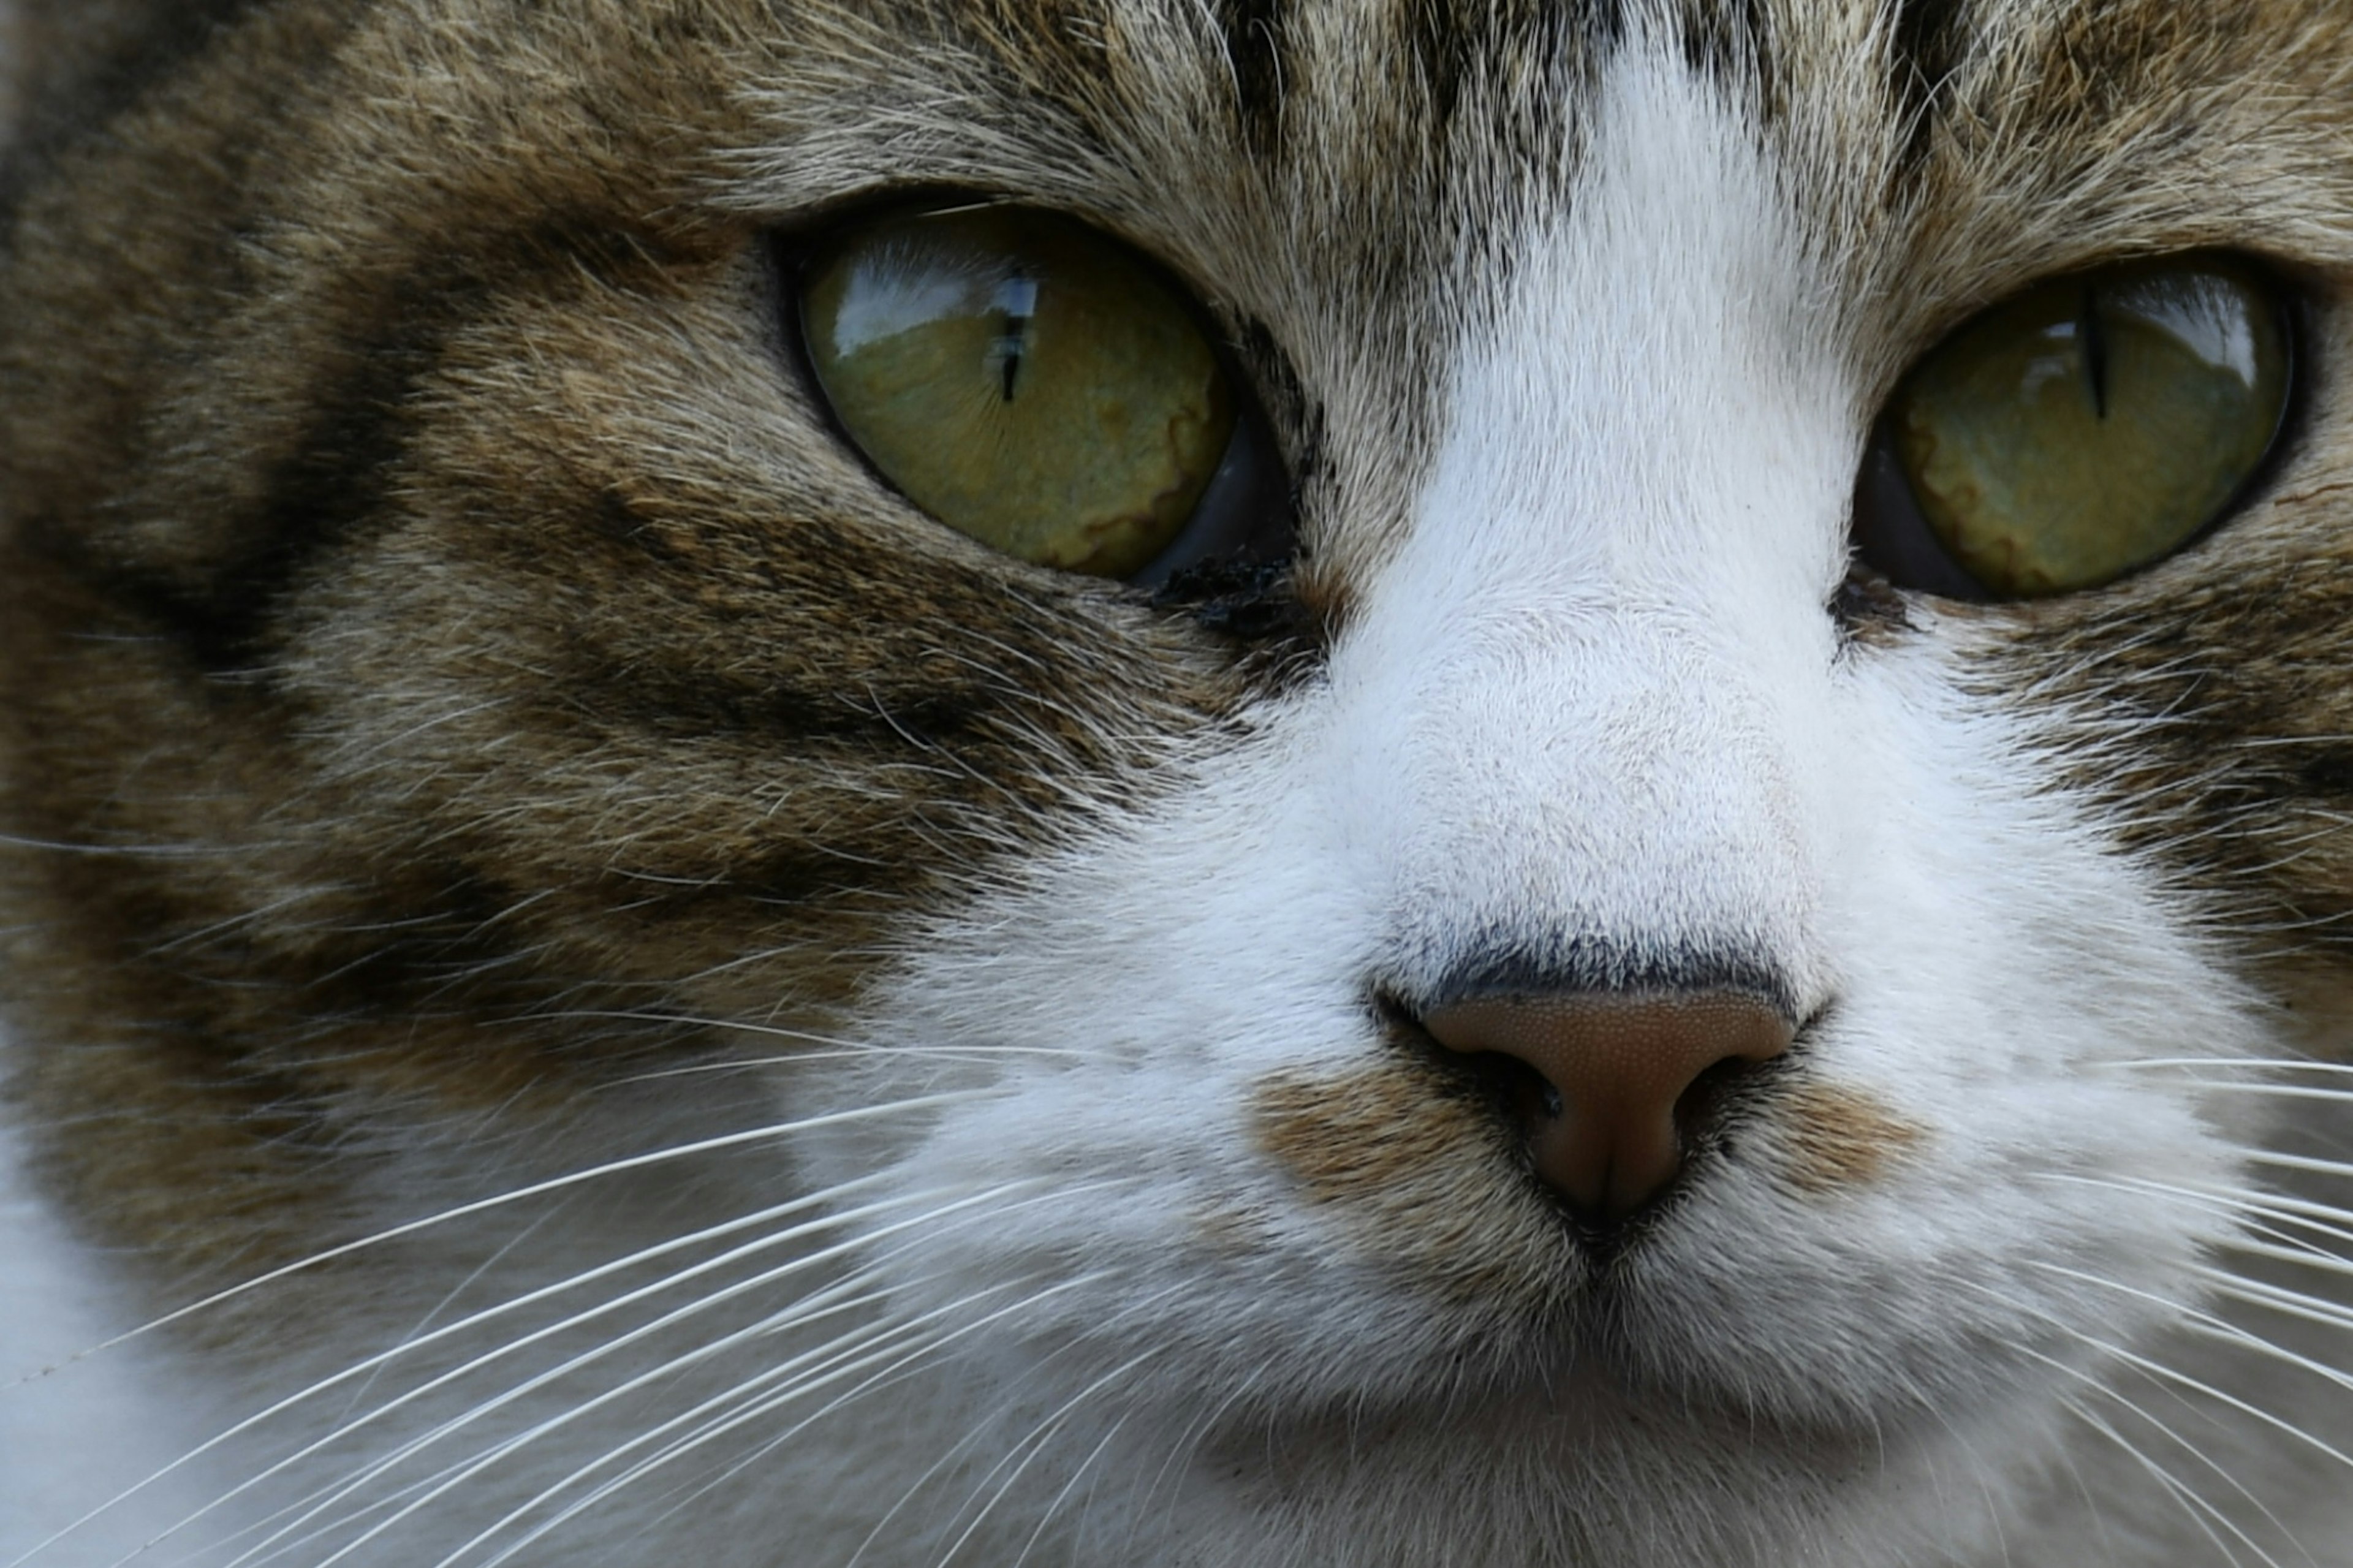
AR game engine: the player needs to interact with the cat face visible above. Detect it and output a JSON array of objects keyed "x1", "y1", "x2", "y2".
[{"x1": 4, "y1": 1, "x2": 2352, "y2": 1565}]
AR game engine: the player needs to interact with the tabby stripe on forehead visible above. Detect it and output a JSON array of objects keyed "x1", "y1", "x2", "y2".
[
  {"x1": 1888, "y1": 0, "x2": 1972, "y2": 106},
  {"x1": 1672, "y1": 0, "x2": 1770, "y2": 94},
  {"x1": 1207, "y1": 0, "x2": 1289, "y2": 156},
  {"x1": 1879, "y1": 0, "x2": 1976, "y2": 177},
  {"x1": 1393, "y1": 0, "x2": 1620, "y2": 134}
]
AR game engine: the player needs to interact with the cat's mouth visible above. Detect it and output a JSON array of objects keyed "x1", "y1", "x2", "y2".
[{"x1": 1194, "y1": 1326, "x2": 1903, "y2": 1479}]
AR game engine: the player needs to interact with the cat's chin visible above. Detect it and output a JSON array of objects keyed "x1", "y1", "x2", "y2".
[
  {"x1": 872, "y1": 1227, "x2": 2099, "y2": 1520},
  {"x1": 1030, "y1": 1362, "x2": 2046, "y2": 1568}
]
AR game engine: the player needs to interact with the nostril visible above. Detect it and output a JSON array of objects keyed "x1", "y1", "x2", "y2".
[
  {"x1": 1447, "y1": 1048, "x2": 1563, "y2": 1129},
  {"x1": 1419, "y1": 992, "x2": 1794, "y2": 1221},
  {"x1": 1672, "y1": 1050, "x2": 1774, "y2": 1140}
]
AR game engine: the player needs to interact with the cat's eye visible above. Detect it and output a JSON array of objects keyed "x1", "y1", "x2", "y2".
[
  {"x1": 799, "y1": 206, "x2": 1273, "y2": 582},
  {"x1": 1852, "y1": 256, "x2": 2292, "y2": 599}
]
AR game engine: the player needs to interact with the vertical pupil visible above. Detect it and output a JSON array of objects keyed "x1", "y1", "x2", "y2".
[
  {"x1": 991, "y1": 273, "x2": 1039, "y2": 403},
  {"x1": 2079, "y1": 283, "x2": 2109, "y2": 419}
]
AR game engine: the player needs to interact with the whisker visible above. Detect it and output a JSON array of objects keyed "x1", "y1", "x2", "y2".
[
  {"x1": 211, "y1": 1183, "x2": 1050, "y2": 1568},
  {"x1": 2057, "y1": 1397, "x2": 2264, "y2": 1568},
  {"x1": 2096, "y1": 1060, "x2": 2353, "y2": 1077},
  {"x1": 221, "y1": 1277, "x2": 898, "y2": 1568},
  {"x1": 2199, "y1": 1270, "x2": 2353, "y2": 1337},
  {"x1": 2028, "y1": 1170, "x2": 2353, "y2": 1261},
  {"x1": 2222, "y1": 1235, "x2": 2353, "y2": 1281},
  {"x1": 446, "y1": 1248, "x2": 1114, "y2": 1556},
  {"x1": 1138, "y1": 1361, "x2": 1270, "y2": 1537},
  {"x1": 932, "y1": 1348, "x2": 1168, "y2": 1568},
  {"x1": 2245, "y1": 1149, "x2": 2353, "y2": 1185},
  {"x1": 337, "y1": 1197, "x2": 576, "y2": 1425},
  {"x1": 7, "y1": 1089, "x2": 993, "y2": 1397},
  {"x1": 598, "y1": 1331, "x2": 988, "y2": 1558},
  {"x1": 34, "y1": 1173, "x2": 914, "y2": 1568},
  {"x1": 2220, "y1": 1215, "x2": 2353, "y2": 1271},
  {"x1": 603, "y1": 1045, "x2": 1090, "y2": 1087},
  {"x1": 1012, "y1": 1406, "x2": 1134, "y2": 1568},
  {"x1": 0, "y1": 831, "x2": 234, "y2": 860},
  {"x1": 1968, "y1": 1299, "x2": 2309, "y2": 1566},
  {"x1": 468, "y1": 1271, "x2": 1124, "y2": 1567},
  {"x1": 526, "y1": 1007, "x2": 1086, "y2": 1061},
  {"x1": 2146, "y1": 1083, "x2": 2353, "y2": 1105},
  {"x1": 838, "y1": 1277, "x2": 1194, "y2": 1568},
  {"x1": 2016, "y1": 1263, "x2": 2353, "y2": 1471},
  {"x1": 1958, "y1": 1275, "x2": 2317, "y2": 1567},
  {"x1": 277, "y1": 1173, "x2": 1138, "y2": 1568},
  {"x1": 580, "y1": 1221, "x2": 1180, "y2": 1545},
  {"x1": 443, "y1": 1292, "x2": 939, "y2": 1568},
  {"x1": 224, "y1": 1278, "x2": 889, "y2": 1568}
]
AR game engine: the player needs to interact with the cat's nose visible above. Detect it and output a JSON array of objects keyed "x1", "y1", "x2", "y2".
[{"x1": 1421, "y1": 994, "x2": 1793, "y2": 1221}]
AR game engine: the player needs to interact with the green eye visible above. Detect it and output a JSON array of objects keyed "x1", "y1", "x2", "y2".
[
  {"x1": 1864, "y1": 257, "x2": 2290, "y2": 599},
  {"x1": 799, "y1": 208, "x2": 1238, "y2": 579}
]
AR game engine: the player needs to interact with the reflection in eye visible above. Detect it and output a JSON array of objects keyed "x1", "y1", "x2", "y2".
[
  {"x1": 801, "y1": 208, "x2": 1238, "y2": 579},
  {"x1": 1858, "y1": 257, "x2": 2290, "y2": 599},
  {"x1": 990, "y1": 275, "x2": 1038, "y2": 401}
]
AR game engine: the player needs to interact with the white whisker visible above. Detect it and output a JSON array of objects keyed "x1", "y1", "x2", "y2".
[
  {"x1": 602, "y1": 1045, "x2": 1091, "y2": 1086},
  {"x1": 2029, "y1": 1170, "x2": 2353, "y2": 1260},
  {"x1": 530, "y1": 1007, "x2": 1088, "y2": 1060},
  {"x1": 222, "y1": 1277, "x2": 900, "y2": 1568},
  {"x1": 837, "y1": 1277, "x2": 1194, "y2": 1568},
  {"x1": 6, "y1": 1089, "x2": 993, "y2": 1401},
  {"x1": 1137, "y1": 1362, "x2": 1271, "y2": 1538},
  {"x1": 1956, "y1": 1276, "x2": 2318, "y2": 1566},
  {"x1": 2220, "y1": 1235, "x2": 2353, "y2": 1281},
  {"x1": 338, "y1": 1197, "x2": 575, "y2": 1425},
  {"x1": 2058, "y1": 1397, "x2": 2264, "y2": 1568},
  {"x1": 1012, "y1": 1407, "x2": 1134, "y2": 1568},
  {"x1": 932, "y1": 1347, "x2": 1167, "y2": 1568},
  {"x1": 2016, "y1": 1263, "x2": 2353, "y2": 1471},
  {"x1": 2200, "y1": 1270, "x2": 2353, "y2": 1336},
  {"x1": 469, "y1": 1271, "x2": 1125, "y2": 1567},
  {"x1": 596, "y1": 1218, "x2": 1180, "y2": 1540},
  {"x1": 215, "y1": 1183, "x2": 1049, "y2": 1568},
  {"x1": 208, "y1": 1275, "x2": 894, "y2": 1568},
  {"x1": 2097, "y1": 1060, "x2": 2353, "y2": 1077},
  {"x1": 53, "y1": 1174, "x2": 920, "y2": 1568},
  {"x1": 2149, "y1": 1083, "x2": 2353, "y2": 1105},
  {"x1": 445, "y1": 1295, "x2": 936, "y2": 1567},
  {"x1": 2246, "y1": 1149, "x2": 2353, "y2": 1184},
  {"x1": 1969, "y1": 1293, "x2": 2309, "y2": 1566}
]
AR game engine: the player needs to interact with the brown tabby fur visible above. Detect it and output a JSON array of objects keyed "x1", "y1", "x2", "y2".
[{"x1": 1, "y1": 0, "x2": 1289, "y2": 1277}]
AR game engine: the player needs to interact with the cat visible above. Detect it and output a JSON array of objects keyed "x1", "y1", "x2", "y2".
[{"x1": 5, "y1": 0, "x2": 2353, "y2": 1564}]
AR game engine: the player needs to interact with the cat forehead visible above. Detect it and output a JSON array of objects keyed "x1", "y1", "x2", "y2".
[
  {"x1": 748, "y1": 0, "x2": 2353, "y2": 242},
  {"x1": 744, "y1": 0, "x2": 2352, "y2": 471}
]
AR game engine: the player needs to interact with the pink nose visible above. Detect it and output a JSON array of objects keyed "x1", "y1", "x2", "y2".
[{"x1": 1421, "y1": 993, "x2": 1794, "y2": 1220}]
